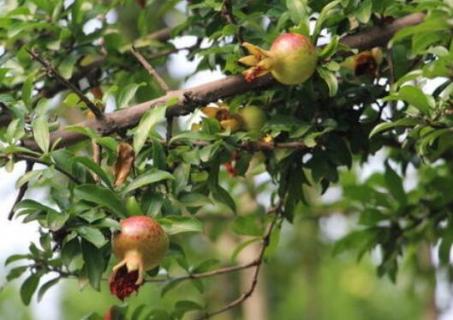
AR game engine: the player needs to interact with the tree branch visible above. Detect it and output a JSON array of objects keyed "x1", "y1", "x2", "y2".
[
  {"x1": 21, "y1": 13, "x2": 425, "y2": 152},
  {"x1": 144, "y1": 259, "x2": 259, "y2": 284},
  {"x1": 131, "y1": 46, "x2": 170, "y2": 92},
  {"x1": 27, "y1": 49, "x2": 105, "y2": 120},
  {"x1": 9, "y1": 155, "x2": 81, "y2": 184},
  {"x1": 198, "y1": 202, "x2": 283, "y2": 319},
  {"x1": 221, "y1": 0, "x2": 244, "y2": 44},
  {"x1": 7, "y1": 160, "x2": 34, "y2": 220}
]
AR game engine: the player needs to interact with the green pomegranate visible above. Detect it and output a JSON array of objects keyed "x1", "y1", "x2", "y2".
[{"x1": 239, "y1": 105, "x2": 266, "y2": 132}]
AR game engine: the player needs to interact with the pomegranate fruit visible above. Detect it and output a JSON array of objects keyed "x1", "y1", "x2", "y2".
[
  {"x1": 239, "y1": 33, "x2": 318, "y2": 85},
  {"x1": 239, "y1": 106, "x2": 265, "y2": 133},
  {"x1": 109, "y1": 215, "x2": 168, "y2": 300}
]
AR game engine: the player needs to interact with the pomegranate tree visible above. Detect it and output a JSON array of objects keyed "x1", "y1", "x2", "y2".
[
  {"x1": 109, "y1": 215, "x2": 169, "y2": 300},
  {"x1": 239, "y1": 33, "x2": 318, "y2": 85}
]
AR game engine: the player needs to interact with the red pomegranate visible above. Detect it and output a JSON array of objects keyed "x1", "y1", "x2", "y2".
[
  {"x1": 109, "y1": 215, "x2": 169, "y2": 300},
  {"x1": 239, "y1": 33, "x2": 318, "y2": 85}
]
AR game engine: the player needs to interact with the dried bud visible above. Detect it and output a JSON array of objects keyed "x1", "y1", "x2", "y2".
[{"x1": 114, "y1": 143, "x2": 135, "y2": 187}]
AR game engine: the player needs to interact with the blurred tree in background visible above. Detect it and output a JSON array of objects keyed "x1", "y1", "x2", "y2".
[{"x1": 0, "y1": 0, "x2": 452, "y2": 319}]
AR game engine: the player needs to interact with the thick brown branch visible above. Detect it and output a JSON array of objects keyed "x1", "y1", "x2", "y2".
[
  {"x1": 21, "y1": 13, "x2": 424, "y2": 152},
  {"x1": 340, "y1": 13, "x2": 425, "y2": 50}
]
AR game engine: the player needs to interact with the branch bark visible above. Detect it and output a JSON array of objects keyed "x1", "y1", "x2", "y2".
[{"x1": 21, "y1": 13, "x2": 425, "y2": 152}]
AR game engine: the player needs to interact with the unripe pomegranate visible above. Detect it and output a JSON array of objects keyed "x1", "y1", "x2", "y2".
[
  {"x1": 239, "y1": 106, "x2": 265, "y2": 133},
  {"x1": 109, "y1": 216, "x2": 169, "y2": 300},
  {"x1": 239, "y1": 33, "x2": 318, "y2": 85}
]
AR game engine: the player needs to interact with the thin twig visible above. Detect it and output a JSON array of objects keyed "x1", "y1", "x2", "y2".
[
  {"x1": 7, "y1": 161, "x2": 34, "y2": 220},
  {"x1": 221, "y1": 0, "x2": 244, "y2": 45},
  {"x1": 10, "y1": 154, "x2": 81, "y2": 184},
  {"x1": 147, "y1": 43, "x2": 199, "y2": 60},
  {"x1": 166, "y1": 116, "x2": 173, "y2": 142},
  {"x1": 144, "y1": 260, "x2": 259, "y2": 283},
  {"x1": 198, "y1": 201, "x2": 283, "y2": 319},
  {"x1": 131, "y1": 46, "x2": 170, "y2": 92},
  {"x1": 27, "y1": 49, "x2": 104, "y2": 120}
]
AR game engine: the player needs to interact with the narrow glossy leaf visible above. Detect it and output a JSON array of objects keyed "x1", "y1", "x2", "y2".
[
  {"x1": 384, "y1": 162, "x2": 407, "y2": 207},
  {"x1": 73, "y1": 157, "x2": 113, "y2": 189},
  {"x1": 46, "y1": 210, "x2": 69, "y2": 231},
  {"x1": 354, "y1": 0, "x2": 372, "y2": 23},
  {"x1": 178, "y1": 192, "x2": 212, "y2": 207},
  {"x1": 7, "y1": 266, "x2": 28, "y2": 281},
  {"x1": 231, "y1": 238, "x2": 260, "y2": 262},
  {"x1": 77, "y1": 226, "x2": 107, "y2": 248},
  {"x1": 386, "y1": 86, "x2": 433, "y2": 114},
  {"x1": 81, "y1": 240, "x2": 105, "y2": 290},
  {"x1": 75, "y1": 184, "x2": 127, "y2": 217},
  {"x1": 159, "y1": 216, "x2": 203, "y2": 235},
  {"x1": 32, "y1": 116, "x2": 49, "y2": 153},
  {"x1": 20, "y1": 273, "x2": 40, "y2": 305},
  {"x1": 232, "y1": 215, "x2": 263, "y2": 237},
  {"x1": 123, "y1": 169, "x2": 174, "y2": 194},
  {"x1": 369, "y1": 118, "x2": 420, "y2": 138},
  {"x1": 211, "y1": 184, "x2": 236, "y2": 212},
  {"x1": 37, "y1": 277, "x2": 60, "y2": 302},
  {"x1": 117, "y1": 83, "x2": 145, "y2": 109},
  {"x1": 318, "y1": 67, "x2": 338, "y2": 97},
  {"x1": 22, "y1": 75, "x2": 33, "y2": 108},
  {"x1": 133, "y1": 105, "x2": 167, "y2": 153},
  {"x1": 5, "y1": 254, "x2": 30, "y2": 266}
]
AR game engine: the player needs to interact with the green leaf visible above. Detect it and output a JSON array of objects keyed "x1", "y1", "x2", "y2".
[
  {"x1": 22, "y1": 75, "x2": 33, "y2": 108},
  {"x1": 161, "y1": 279, "x2": 184, "y2": 297},
  {"x1": 174, "y1": 300, "x2": 203, "y2": 318},
  {"x1": 73, "y1": 156, "x2": 113, "y2": 189},
  {"x1": 178, "y1": 192, "x2": 212, "y2": 207},
  {"x1": 286, "y1": 0, "x2": 309, "y2": 24},
  {"x1": 231, "y1": 238, "x2": 260, "y2": 262},
  {"x1": 5, "y1": 254, "x2": 30, "y2": 266},
  {"x1": 7, "y1": 266, "x2": 28, "y2": 281},
  {"x1": 117, "y1": 83, "x2": 145, "y2": 109},
  {"x1": 37, "y1": 277, "x2": 60, "y2": 302},
  {"x1": 159, "y1": 216, "x2": 203, "y2": 235},
  {"x1": 354, "y1": 0, "x2": 372, "y2": 23},
  {"x1": 369, "y1": 118, "x2": 420, "y2": 138},
  {"x1": 46, "y1": 210, "x2": 69, "y2": 231},
  {"x1": 317, "y1": 66, "x2": 338, "y2": 97},
  {"x1": 191, "y1": 259, "x2": 220, "y2": 273},
  {"x1": 232, "y1": 215, "x2": 264, "y2": 237},
  {"x1": 32, "y1": 116, "x2": 50, "y2": 153},
  {"x1": 123, "y1": 169, "x2": 174, "y2": 194},
  {"x1": 319, "y1": 36, "x2": 340, "y2": 59},
  {"x1": 58, "y1": 54, "x2": 78, "y2": 79},
  {"x1": 20, "y1": 273, "x2": 40, "y2": 305},
  {"x1": 75, "y1": 184, "x2": 127, "y2": 217},
  {"x1": 384, "y1": 162, "x2": 407, "y2": 207},
  {"x1": 81, "y1": 240, "x2": 106, "y2": 290},
  {"x1": 77, "y1": 226, "x2": 107, "y2": 248},
  {"x1": 133, "y1": 105, "x2": 167, "y2": 153},
  {"x1": 313, "y1": 0, "x2": 342, "y2": 41},
  {"x1": 392, "y1": 18, "x2": 449, "y2": 44},
  {"x1": 387, "y1": 86, "x2": 434, "y2": 115}
]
